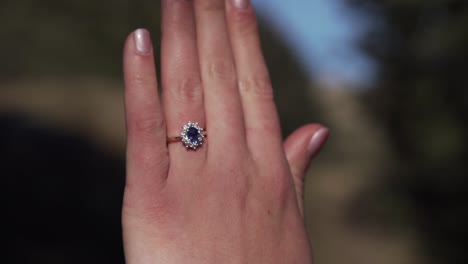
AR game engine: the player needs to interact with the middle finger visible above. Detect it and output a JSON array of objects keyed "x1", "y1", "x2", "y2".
[{"x1": 194, "y1": 0, "x2": 246, "y2": 154}]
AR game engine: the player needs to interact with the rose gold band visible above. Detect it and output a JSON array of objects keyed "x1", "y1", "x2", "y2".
[{"x1": 167, "y1": 131, "x2": 207, "y2": 144}]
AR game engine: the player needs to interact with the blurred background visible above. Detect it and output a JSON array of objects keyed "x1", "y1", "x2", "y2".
[{"x1": 2, "y1": 0, "x2": 467, "y2": 263}]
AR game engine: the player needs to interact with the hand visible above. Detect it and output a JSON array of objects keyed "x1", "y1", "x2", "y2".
[{"x1": 122, "y1": 0, "x2": 329, "y2": 263}]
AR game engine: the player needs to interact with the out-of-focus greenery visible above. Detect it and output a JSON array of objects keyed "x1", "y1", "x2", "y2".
[{"x1": 347, "y1": 0, "x2": 468, "y2": 263}]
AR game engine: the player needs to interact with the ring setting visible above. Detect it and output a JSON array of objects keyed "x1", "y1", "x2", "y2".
[
  {"x1": 181, "y1": 121, "x2": 205, "y2": 149},
  {"x1": 167, "y1": 121, "x2": 206, "y2": 150}
]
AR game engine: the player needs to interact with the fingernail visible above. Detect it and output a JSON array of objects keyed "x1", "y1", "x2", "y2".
[
  {"x1": 134, "y1": 28, "x2": 152, "y2": 55},
  {"x1": 232, "y1": 0, "x2": 250, "y2": 9},
  {"x1": 308, "y1": 128, "x2": 329, "y2": 156}
]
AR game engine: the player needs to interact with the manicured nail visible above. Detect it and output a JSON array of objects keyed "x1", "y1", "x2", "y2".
[
  {"x1": 308, "y1": 128, "x2": 329, "y2": 156},
  {"x1": 134, "y1": 28, "x2": 152, "y2": 55},
  {"x1": 232, "y1": 0, "x2": 250, "y2": 9}
]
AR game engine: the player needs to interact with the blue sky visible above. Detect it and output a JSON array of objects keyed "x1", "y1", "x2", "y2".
[{"x1": 252, "y1": 0, "x2": 375, "y2": 87}]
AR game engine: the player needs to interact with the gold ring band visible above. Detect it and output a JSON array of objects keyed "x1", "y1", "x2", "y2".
[
  {"x1": 170, "y1": 121, "x2": 206, "y2": 149},
  {"x1": 167, "y1": 131, "x2": 207, "y2": 144}
]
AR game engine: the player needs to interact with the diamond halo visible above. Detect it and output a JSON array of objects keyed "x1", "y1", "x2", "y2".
[{"x1": 180, "y1": 121, "x2": 205, "y2": 150}]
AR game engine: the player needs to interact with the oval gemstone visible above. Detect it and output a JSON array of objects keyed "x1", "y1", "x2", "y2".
[{"x1": 187, "y1": 127, "x2": 200, "y2": 144}]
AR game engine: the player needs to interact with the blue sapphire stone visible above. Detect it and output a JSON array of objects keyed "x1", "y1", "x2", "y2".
[{"x1": 187, "y1": 127, "x2": 200, "y2": 144}]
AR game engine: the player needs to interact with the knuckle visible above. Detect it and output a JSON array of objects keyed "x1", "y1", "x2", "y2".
[
  {"x1": 130, "y1": 73, "x2": 151, "y2": 88},
  {"x1": 238, "y1": 75, "x2": 274, "y2": 100},
  {"x1": 133, "y1": 113, "x2": 165, "y2": 135},
  {"x1": 207, "y1": 160, "x2": 250, "y2": 208},
  {"x1": 198, "y1": 0, "x2": 224, "y2": 11},
  {"x1": 165, "y1": 2, "x2": 195, "y2": 35},
  {"x1": 265, "y1": 170, "x2": 292, "y2": 203},
  {"x1": 123, "y1": 162, "x2": 170, "y2": 224},
  {"x1": 232, "y1": 10, "x2": 258, "y2": 37},
  {"x1": 138, "y1": 149, "x2": 169, "y2": 177},
  {"x1": 173, "y1": 76, "x2": 203, "y2": 103},
  {"x1": 122, "y1": 188, "x2": 171, "y2": 224},
  {"x1": 207, "y1": 59, "x2": 237, "y2": 81},
  {"x1": 227, "y1": 172, "x2": 249, "y2": 206}
]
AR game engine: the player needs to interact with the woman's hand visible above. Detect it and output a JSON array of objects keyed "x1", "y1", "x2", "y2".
[{"x1": 122, "y1": 0, "x2": 328, "y2": 263}]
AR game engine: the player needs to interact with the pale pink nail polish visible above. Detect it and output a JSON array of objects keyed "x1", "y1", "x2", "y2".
[
  {"x1": 232, "y1": 0, "x2": 250, "y2": 9},
  {"x1": 308, "y1": 128, "x2": 329, "y2": 156},
  {"x1": 134, "y1": 28, "x2": 152, "y2": 55}
]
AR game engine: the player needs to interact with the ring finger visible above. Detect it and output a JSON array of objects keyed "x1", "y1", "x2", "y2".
[{"x1": 161, "y1": 0, "x2": 207, "y2": 162}]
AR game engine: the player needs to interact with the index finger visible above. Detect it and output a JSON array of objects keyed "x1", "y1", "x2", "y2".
[{"x1": 123, "y1": 29, "x2": 169, "y2": 196}]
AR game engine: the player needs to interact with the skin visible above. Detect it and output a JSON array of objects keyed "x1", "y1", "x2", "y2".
[{"x1": 122, "y1": 0, "x2": 329, "y2": 263}]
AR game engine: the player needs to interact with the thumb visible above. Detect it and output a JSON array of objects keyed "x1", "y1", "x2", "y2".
[{"x1": 284, "y1": 124, "x2": 329, "y2": 216}]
